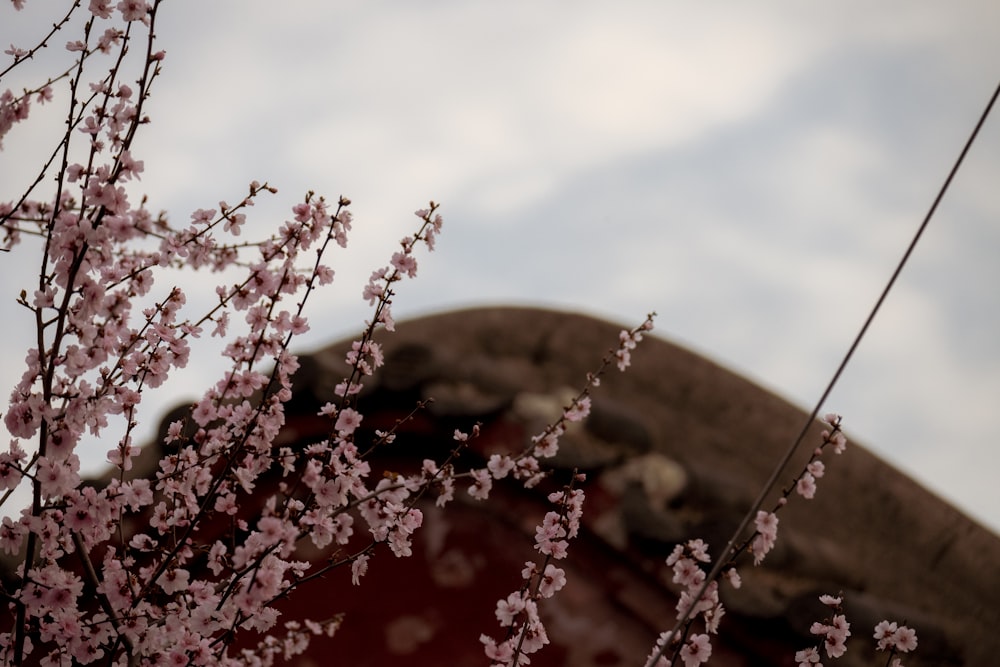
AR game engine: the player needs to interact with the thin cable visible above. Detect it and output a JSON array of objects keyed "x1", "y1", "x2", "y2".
[{"x1": 646, "y1": 78, "x2": 1000, "y2": 666}]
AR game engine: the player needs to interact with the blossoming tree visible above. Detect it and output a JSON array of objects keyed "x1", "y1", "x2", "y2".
[{"x1": 0, "y1": 2, "x2": 655, "y2": 663}]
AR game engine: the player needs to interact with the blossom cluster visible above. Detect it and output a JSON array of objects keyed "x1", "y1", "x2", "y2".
[
  {"x1": 804, "y1": 595, "x2": 852, "y2": 660},
  {"x1": 480, "y1": 483, "x2": 581, "y2": 666},
  {"x1": 0, "y1": 162, "x2": 367, "y2": 665},
  {"x1": 643, "y1": 542, "x2": 721, "y2": 667},
  {"x1": 643, "y1": 412, "x2": 909, "y2": 667},
  {"x1": 642, "y1": 409, "x2": 922, "y2": 666},
  {"x1": 751, "y1": 413, "x2": 846, "y2": 565},
  {"x1": 2, "y1": 9, "x2": 657, "y2": 661},
  {"x1": 795, "y1": 595, "x2": 918, "y2": 667},
  {"x1": 477, "y1": 313, "x2": 656, "y2": 666},
  {"x1": 0, "y1": 4, "x2": 505, "y2": 663},
  {"x1": 873, "y1": 620, "x2": 918, "y2": 654}
]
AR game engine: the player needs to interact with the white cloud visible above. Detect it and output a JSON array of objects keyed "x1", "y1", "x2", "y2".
[{"x1": 2, "y1": 0, "x2": 998, "y2": 531}]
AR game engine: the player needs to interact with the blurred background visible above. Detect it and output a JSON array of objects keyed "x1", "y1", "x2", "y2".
[{"x1": 1, "y1": 1, "x2": 998, "y2": 532}]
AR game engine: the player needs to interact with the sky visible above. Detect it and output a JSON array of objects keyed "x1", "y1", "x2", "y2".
[{"x1": 1, "y1": 2, "x2": 998, "y2": 533}]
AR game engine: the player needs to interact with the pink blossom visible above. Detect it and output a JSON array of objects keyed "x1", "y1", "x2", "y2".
[
  {"x1": 752, "y1": 511, "x2": 779, "y2": 565},
  {"x1": 36, "y1": 455, "x2": 81, "y2": 499},
  {"x1": 687, "y1": 538, "x2": 711, "y2": 563},
  {"x1": 538, "y1": 564, "x2": 567, "y2": 598},
  {"x1": 824, "y1": 635, "x2": 848, "y2": 658},
  {"x1": 796, "y1": 472, "x2": 817, "y2": 499},
  {"x1": 190, "y1": 399, "x2": 217, "y2": 426},
  {"x1": 532, "y1": 429, "x2": 560, "y2": 457},
  {"x1": 565, "y1": 395, "x2": 591, "y2": 422},
  {"x1": 874, "y1": 620, "x2": 899, "y2": 649},
  {"x1": 519, "y1": 612, "x2": 549, "y2": 654},
  {"x1": 90, "y1": 0, "x2": 113, "y2": 18},
  {"x1": 671, "y1": 557, "x2": 705, "y2": 589},
  {"x1": 679, "y1": 634, "x2": 712, "y2": 667},
  {"x1": 386, "y1": 505, "x2": 422, "y2": 557},
  {"x1": 362, "y1": 277, "x2": 383, "y2": 305},
  {"x1": 537, "y1": 536, "x2": 568, "y2": 559},
  {"x1": 874, "y1": 621, "x2": 917, "y2": 653},
  {"x1": 830, "y1": 430, "x2": 847, "y2": 453},
  {"x1": 615, "y1": 347, "x2": 632, "y2": 371},
  {"x1": 334, "y1": 379, "x2": 363, "y2": 397},
  {"x1": 830, "y1": 614, "x2": 850, "y2": 636},
  {"x1": 434, "y1": 477, "x2": 455, "y2": 507},
  {"x1": 614, "y1": 316, "x2": 654, "y2": 371},
  {"x1": 535, "y1": 511, "x2": 564, "y2": 544},
  {"x1": 812, "y1": 613, "x2": 850, "y2": 658},
  {"x1": 223, "y1": 211, "x2": 245, "y2": 235},
  {"x1": 158, "y1": 568, "x2": 190, "y2": 594},
  {"x1": 645, "y1": 631, "x2": 674, "y2": 667},
  {"x1": 755, "y1": 510, "x2": 779, "y2": 537},
  {"x1": 468, "y1": 468, "x2": 492, "y2": 500},
  {"x1": 67, "y1": 163, "x2": 88, "y2": 183},
  {"x1": 214, "y1": 492, "x2": 238, "y2": 515},
  {"x1": 118, "y1": 149, "x2": 144, "y2": 180},
  {"x1": 703, "y1": 603, "x2": 725, "y2": 634},
  {"x1": 4, "y1": 392, "x2": 44, "y2": 438},
  {"x1": 666, "y1": 543, "x2": 685, "y2": 567},
  {"x1": 480, "y1": 634, "x2": 514, "y2": 663},
  {"x1": 513, "y1": 455, "x2": 544, "y2": 487},
  {"x1": 0, "y1": 453, "x2": 24, "y2": 491},
  {"x1": 893, "y1": 625, "x2": 918, "y2": 652},
  {"x1": 487, "y1": 454, "x2": 515, "y2": 479},
  {"x1": 495, "y1": 592, "x2": 525, "y2": 626},
  {"x1": 795, "y1": 646, "x2": 821, "y2": 666},
  {"x1": 390, "y1": 250, "x2": 417, "y2": 277},
  {"x1": 97, "y1": 27, "x2": 122, "y2": 53},
  {"x1": 335, "y1": 407, "x2": 363, "y2": 436},
  {"x1": 0, "y1": 516, "x2": 25, "y2": 555},
  {"x1": 315, "y1": 264, "x2": 334, "y2": 284},
  {"x1": 379, "y1": 307, "x2": 396, "y2": 331},
  {"x1": 676, "y1": 581, "x2": 719, "y2": 619},
  {"x1": 190, "y1": 207, "x2": 215, "y2": 225},
  {"x1": 351, "y1": 554, "x2": 368, "y2": 585},
  {"x1": 117, "y1": 0, "x2": 150, "y2": 23}
]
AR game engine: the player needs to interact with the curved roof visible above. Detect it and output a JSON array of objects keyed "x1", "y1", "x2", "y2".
[{"x1": 281, "y1": 306, "x2": 998, "y2": 666}]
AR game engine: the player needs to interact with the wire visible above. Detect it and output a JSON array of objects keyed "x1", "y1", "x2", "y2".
[{"x1": 646, "y1": 78, "x2": 1000, "y2": 667}]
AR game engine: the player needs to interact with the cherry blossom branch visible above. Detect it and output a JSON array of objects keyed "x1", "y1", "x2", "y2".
[
  {"x1": 2, "y1": 4, "x2": 467, "y2": 664},
  {"x1": 793, "y1": 594, "x2": 918, "y2": 666},
  {"x1": 644, "y1": 417, "x2": 844, "y2": 667},
  {"x1": 0, "y1": 2, "x2": 84, "y2": 80},
  {"x1": 474, "y1": 314, "x2": 655, "y2": 667}
]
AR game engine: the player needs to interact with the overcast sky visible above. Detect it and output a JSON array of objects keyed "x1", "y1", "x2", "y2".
[{"x1": 2, "y1": 2, "x2": 998, "y2": 532}]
